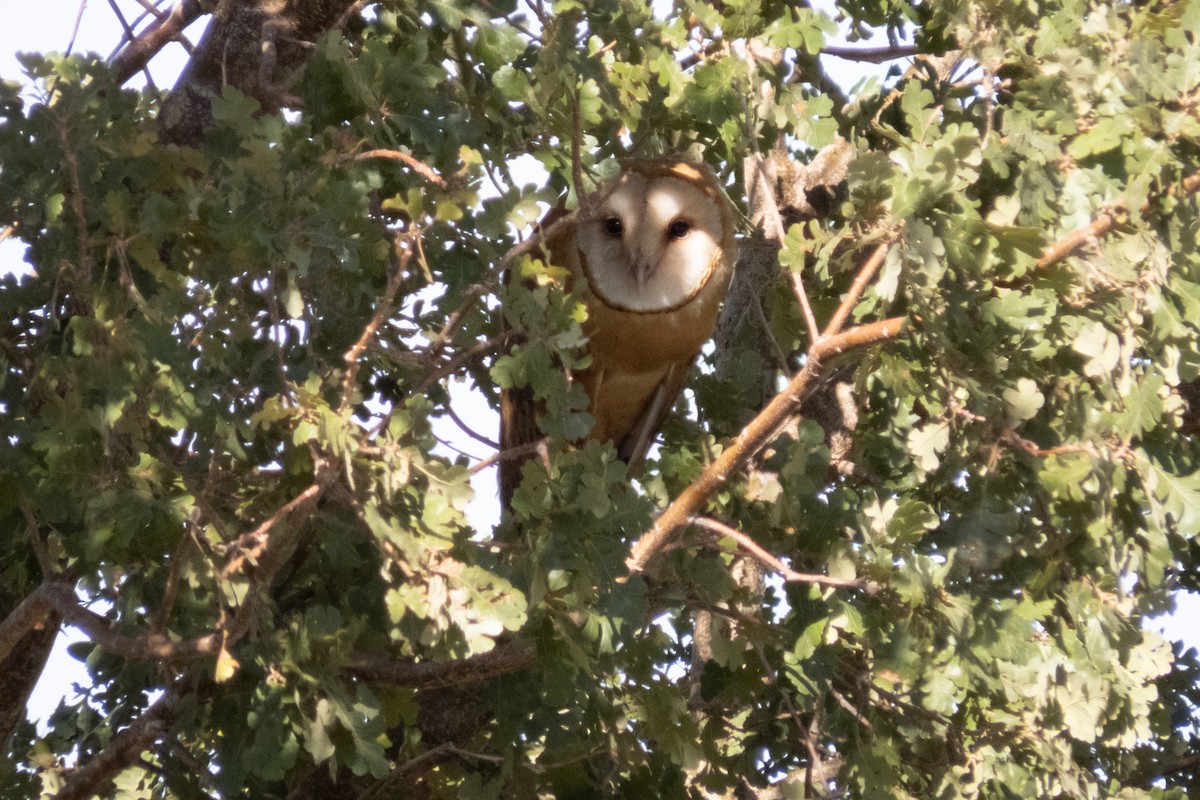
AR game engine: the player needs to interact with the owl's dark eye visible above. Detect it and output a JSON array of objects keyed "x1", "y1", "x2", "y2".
[
  {"x1": 667, "y1": 219, "x2": 692, "y2": 240},
  {"x1": 603, "y1": 217, "x2": 624, "y2": 237}
]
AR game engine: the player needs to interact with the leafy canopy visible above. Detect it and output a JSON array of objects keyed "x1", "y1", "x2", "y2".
[{"x1": 1, "y1": 0, "x2": 1199, "y2": 798}]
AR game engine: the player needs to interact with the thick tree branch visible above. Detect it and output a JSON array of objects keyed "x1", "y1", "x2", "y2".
[
  {"x1": 0, "y1": 581, "x2": 62, "y2": 667},
  {"x1": 345, "y1": 639, "x2": 538, "y2": 688},
  {"x1": 111, "y1": 0, "x2": 207, "y2": 85},
  {"x1": 54, "y1": 691, "x2": 177, "y2": 800},
  {"x1": 39, "y1": 582, "x2": 221, "y2": 661}
]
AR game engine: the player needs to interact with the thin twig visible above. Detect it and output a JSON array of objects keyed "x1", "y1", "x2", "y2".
[
  {"x1": 820, "y1": 44, "x2": 923, "y2": 63},
  {"x1": 221, "y1": 481, "x2": 325, "y2": 578},
  {"x1": 692, "y1": 517, "x2": 867, "y2": 590},
  {"x1": 340, "y1": 232, "x2": 416, "y2": 414},
  {"x1": 822, "y1": 237, "x2": 896, "y2": 338},
  {"x1": 468, "y1": 437, "x2": 549, "y2": 474},
  {"x1": 443, "y1": 401, "x2": 500, "y2": 450},
  {"x1": 420, "y1": 212, "x2": 576, "y2": 372},
  {"x1": 354, "y1": 149, "x2": 449, "y2": 189},
  {"x1": 1036, "y1": 166, "x2": 1200, "y2": 270},
  {"x1": 65, "y1": 0, "x2": 88, "y2": 58},
  {"x1": 412, "y1": 331, "x2": 513, "y2": 396}
]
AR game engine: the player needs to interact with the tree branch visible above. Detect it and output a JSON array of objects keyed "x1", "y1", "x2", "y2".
[
  {"x1": 691, "y1": 517, "x2": 870, "y2": 591},
  {"x1": 626, "y1": 315, "x2": 906, "y2": 574},
  {"x1": 0, "y1": 581, "x2": 62, "y2": 666},
  {"x1": 1037, "y1": 166, "x2": 1200, "y2": 269},
  {"x1": 354, "y1": 149, "x2": 449, "y2": 189},
  {"x1": 340, "y1": 231, "x2": 416, "y2": 414},
  {"x1": 54, "y1": 690, "x2": 177, "y2": 800},
  {"x1": 345, "y1": 639, "x2": 537, "y2": 688},
  {"x1": 820, "y1": 44, "x2": 923, "y2": 63},
  {"x1": 110, "y1": 0, "x2": 207, "y2": 85}
]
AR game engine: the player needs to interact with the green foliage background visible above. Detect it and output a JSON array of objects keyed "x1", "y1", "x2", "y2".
[{"x1": 1, "y1": 0, "x2": 1200, "y2": 797}]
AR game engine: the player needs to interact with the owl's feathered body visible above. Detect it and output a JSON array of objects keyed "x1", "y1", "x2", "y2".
[{"x1": 500, "y1": 159, "x2": 735, "y2": 509}]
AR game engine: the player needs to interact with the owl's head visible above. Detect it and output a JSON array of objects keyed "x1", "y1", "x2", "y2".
[{"x1": 575, "y1": 160, "x2": 734, "y2": 313}]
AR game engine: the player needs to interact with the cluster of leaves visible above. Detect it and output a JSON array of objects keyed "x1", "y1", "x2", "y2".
[{"x1": 0, "y1": 0, "x2": 1199, "y2": 798}]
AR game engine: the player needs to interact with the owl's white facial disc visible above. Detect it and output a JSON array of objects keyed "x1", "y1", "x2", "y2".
[{"x1": 576, "y1": 173, "x2": 725, "y2": 313}]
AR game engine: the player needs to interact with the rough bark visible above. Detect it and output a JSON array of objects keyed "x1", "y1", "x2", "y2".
[{"x1": 159, "y1": 0, "x2": 361, "y2": 146}]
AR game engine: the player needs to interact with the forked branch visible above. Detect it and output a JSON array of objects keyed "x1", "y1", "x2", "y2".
[{"x1": 626, "y1": 315, "x2": 906, "y2": 574}]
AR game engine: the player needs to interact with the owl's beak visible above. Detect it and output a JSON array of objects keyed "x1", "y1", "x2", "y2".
[{"x1": 633, "y1": 259, "x2": 654, "y2": 287}]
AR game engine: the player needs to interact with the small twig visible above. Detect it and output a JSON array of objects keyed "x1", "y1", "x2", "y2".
[
  {"x1": 65, "y1": 0, "x2": 88, "y2": 58},
  {"x1": 788, "y1": 271, "x2": 821, "y2": 347},
  {"x1": 126, "y1": 0, "x2": 168, "y2": 22},
  {"x1": 750, "y1": 641, "x2": 821, "y2": 796},
  {"x1": 692, "y1": 517, "x2": 867, "y2": 590},
  {"x1": 421, "y1": 212, "x2": 576, "y2": 371},
  {"x1": 746, "y1": 151, "x2": 821, "y2": 345},
  {"x1": 820, "y1": 44, "x2": 923, "y2": 63},
  {"x1": 221, "y1": 481, "x2": 325, "y2": 578},
  {"x1": 412, "y1": 331, "x2": 513, "y2": 396},
  {"x1": 822, "y1": 236, "x2": 896, "y2": 338},
  {"x1": 354, "y1": 149, "x2": 449, "y2": 189},
  {"x1": 828, "y1": 685, "x2": 875, "y2": 731},
  {"x1": 1037, "y1": 166, "x2": 1200, "y2": 270},
  {"x1": 469, "y1": 437, "x2": 549, "y2": 474},
  {"x1": 443, "y1": 401, "x2": 500, "y2": 450}
]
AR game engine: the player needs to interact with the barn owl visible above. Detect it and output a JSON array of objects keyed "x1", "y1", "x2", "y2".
[{"x1": 500, "y1": 159, "x2": 736, "y2": 509}]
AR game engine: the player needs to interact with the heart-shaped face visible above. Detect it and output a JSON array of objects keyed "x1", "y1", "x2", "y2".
[{"x1": 576, "y1": 166, "x2": 731, "y2": 313}]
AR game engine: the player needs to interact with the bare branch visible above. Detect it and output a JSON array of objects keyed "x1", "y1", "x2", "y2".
[
  {"x1": 340, "y1": 232, "x2": 416, "y2": 413},
  {"x1": 469, "y1": 437, "x2": 549, "y2": 475},
  {"x1": 820, "y1": 44, "x2": 923, "y2": 63},
  {"x1": 354, "y1": 149, "x2": 449, "y2": 189},
  {"x1": 1037, "y1": 166, "x2": 1200, "y2": 270},
  {"x1": 110, "y1": 0, "x2": 206, "y2": 85},
  {"x1": 822, "y1": 237, "x2": 896, "y2": 338},
  {"x1": 692, "y1": 517, "x2": 868, "y2": 591}
]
